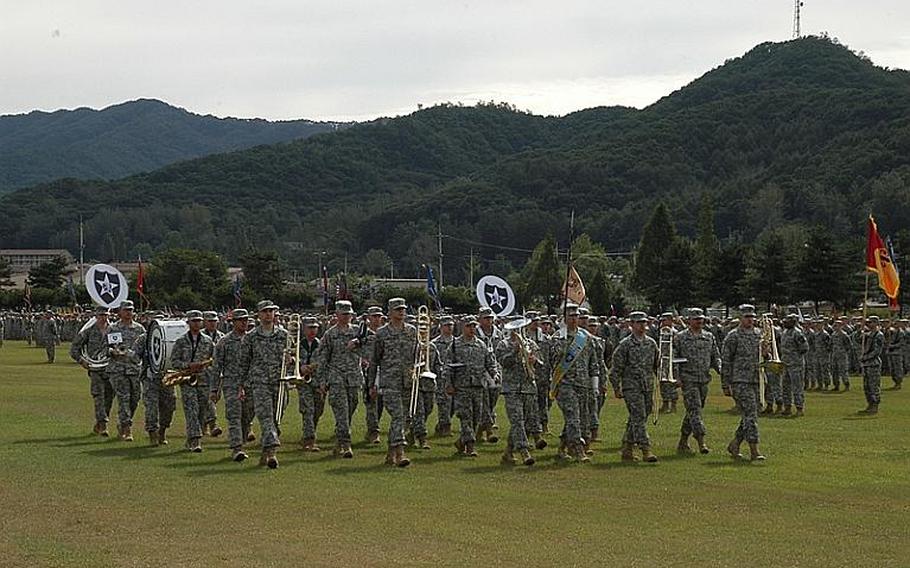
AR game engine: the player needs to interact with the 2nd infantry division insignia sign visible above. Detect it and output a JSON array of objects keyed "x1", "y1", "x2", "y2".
[{"x1": 85, "y1": 263, "x2": 129, "y2": 308}]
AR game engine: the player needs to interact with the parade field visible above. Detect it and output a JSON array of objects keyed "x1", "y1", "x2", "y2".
[{"x1": 0, "y1": 340, "x2": 908, "y2": 568}]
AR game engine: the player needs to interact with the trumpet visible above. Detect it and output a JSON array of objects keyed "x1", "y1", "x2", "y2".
[
  {"x1": 409, "y1": 306, "x2": 436, "y2": 419},
  {"x1": 162, "y1": 358, "x2": 214, "y2": 387}
]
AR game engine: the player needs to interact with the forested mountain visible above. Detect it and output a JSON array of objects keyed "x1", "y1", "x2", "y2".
[
  {"x1": 1, "y1": 37, "x2": 909, "y2": 284},
  {"x1": 0, "y1": 98, "x2": 346, "y2": 193}
]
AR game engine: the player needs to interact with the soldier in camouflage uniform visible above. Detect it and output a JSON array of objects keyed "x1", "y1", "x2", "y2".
[
  {"x1": 655, "y1": 313, "x2": 679, "y2": 413},
  {"x1": 362, "y1": 306, "x2": 383, "y2": 444},
  {"x1": 142, "y1": 315, "x2": 176, "y2": 447},
  {"x1": 315, "y1": 300, "x2": 363, "y2": 458},
  {"x1": 830, "y1": 318, "x2": 853, "y2": 391},
  {"x1": 760, "y1": 314, "x2": 783, "y2": 414},
  {"x1": 70, "y1": 307, "x2": 115, "y2": 436},
  {"x1": 886, "y1": 319, "x2": 905, "y2": 389},
  {"x1": 171, "y1": 310, "x2": 215, "y2": 452},
  {"x1": 779, "y1": 313, "x2": 809, "y2": 417},
  {"x1": 107, "y1": 300, "x2": 145, "y2": 441},
  {"x1": 432, "y1": 316, "x2": 456, "y2": 437},
  {"x1": 813, "y1": 319, "x2": 833, "y2": 390},
  {"x1": 610, "y1": 311, "x2": 659, "y2": 463},
  {"x1": 804, "y1": 321, "x2": 818, "y2": 390},
  {"x1": 902, "y1": 320, "x2": 910, "y2": 390},
  {"x1": 443, "y1": 315, "x2": 497, "y2": 458},
  {"x1": 535, "y1": 316, "x2": 555, "y2": 440},
  {"x1": 39, "y1": 311, "x2": 59, "y2": 363},
  {"x1": 239, "y1": 300, "x2": 288, "y2": 469},
  {"x1": 211, "y1": 309, "x2": 254, "y2": 461},
  {"x1": 296, "y1": 317, "x2": 324, "y2": 451},
  {"x1": 586, "y1": 316, "x2": 608, "y2": 447},
  {"x1": 673, "y1": 308, "x2": 721, "y2": 455},
  {"x1": 495, "y1": 323, "x2": 540, "y2": 466},
  {"x1": 551, "y1": 304, "x2": 599, "y2": 462},
  {"x1": 368, "y1": 297, "x2": 417, "y2": 467},
  {"x1": 721, "y1": 305, "x2": 765, "y2": 461},
  {"x1": 201, "y1": 311, "x2": 224, "y2": 437},
  {"x1": 858, "y1": 316, "x2": 885, "y2": 414},
  {"x1": 476, "y1": 307, "x2": 502, "y2": 443}
]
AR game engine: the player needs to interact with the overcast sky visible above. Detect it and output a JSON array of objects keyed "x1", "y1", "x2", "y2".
[{"x1": 2, "y1": 1, "x2": 909, "y2": 122}]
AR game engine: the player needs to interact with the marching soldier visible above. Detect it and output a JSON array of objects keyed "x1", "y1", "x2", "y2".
[
  {"x1": 760, "y1": 314, "x2": 783, "y2": 415},
  {"x1": 779, "y1": 314, "x2": 809, "y2": 417},
  {"x1": 211, "y1": 309, "x2": 254, "y2": 461},
  {"x1": 171, "y1": 311, "x2": 215, "y2": 452},
  {"x1": 551, "y1": 304, "x2": 598, "y2": 462},
  {"x1": 297, "y1": 316, "x2": 324, "y2": 452},
  {"x1": 368, "y1": 297, "x2": 417, "y2": 467},
  {"x1": 610, "y1": 311, "x2": 659, "y2": 463},
  {"x1": 443, "y1": 315, "x2": 497, "y2": 458},
  {"x1": 859, "y1": 316, "x2": 885, "y2": 415},
  {"x1": 239, "y1": 300, "x2": 288, "y2": 469},
  {"x1": 586, "y1": 316, "x2": 608, "y2": 446},
  {"x1": 535, "y1": 316, "x2": 555, "y2": 439},
  {"x1": 69, "y1": 306, "x2": 115, "y2": 436},
  {"x1": 673, "y1": 308, "x2": 721, "y2": 455},
  {"x1": 476, "y1": 307, "x2": 502, "y2": 443},
  {"x1": 362, "y1": 306, "x2": 383, "y2": 444},
  {"x1": 830, "y1": 318, "x2": 853, "y2": 391},
  {"x1": 721, "y1": 304, "x2": 765, "y2": 461},
  {"x1": 432, "y1": 315, "x2": 456, "y2": 437},
  {"x1": 107, "y1": 300, "x2": 145, "y2": 441},
  {"x1": 40, "y1": 311, "x2": 59, "y2": 363},
  {"x1": 813, "y1": 319, "x2": 833, "y2": 390},
  {"x1": 495, "y1": 323, "x2": 540, "y2": 466},
  {"x1": 201, "y1": 311, "x2": 224, "y2": 437},
  {"x1": 886, "y1": 319, "x2": 905, "y2": 389},
  {"x1": 316, "y1": 300, "x2": 363, "y2": 459}
]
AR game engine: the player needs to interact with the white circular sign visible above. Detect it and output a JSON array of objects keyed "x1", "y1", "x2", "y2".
[
  {"x1": 475, "y1": 274, "x2": 516, "y2": 317},
  {"x1": 85, "y1": 263, "x2": 129, "y2": 308}
]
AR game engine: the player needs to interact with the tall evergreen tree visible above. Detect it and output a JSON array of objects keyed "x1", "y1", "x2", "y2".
[
  {"x1": 631, "y1": 202, "x2": 676, "y2": 311},
  {"x1": 740, "y1": 230, "x2": 792, "y2": 311},
  {"x1": 693, "y1": 193, "x2": 720, "y2": 305},
  {"x1": 518, "y1": 234, "x2": 561, "y2": 313}
]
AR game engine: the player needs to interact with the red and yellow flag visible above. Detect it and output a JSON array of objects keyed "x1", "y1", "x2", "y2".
[
  {"x1": 562, "y1": 264, "x2": 586, "y2": 305},
  {"x1": 866, "y1": 215, "x2": 900, "y2": 300}
]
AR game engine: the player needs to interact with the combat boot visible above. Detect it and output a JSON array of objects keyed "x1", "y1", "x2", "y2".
[
  {"x1": 202, "y1": 423, "x2": 211, "y2": 437},
  {"x1": 866, "y1": 404, "x2": 879, "y2": 415},
  {"x1": 122, "y1": 425, "x2": 133, "y2": 442},
  {"x1": 98, "y1": 423, "x2": 109, "y2": 438},
  {"x1": 677, "y1": 435, "x2": 693, "y2": 454},
  {"x1": 454, "y1": 438, "x2": 466, "y2": 456},
  {"x1": 93, "y1": 421, "x2": 104, "y2": 435},
  {"x1": 795, "y1": 408, "x2": 804, "y2": 417},
  {"x1": 620, "y1": 442, "x2": 638, "y2": 462},
  {"x1": 466, "y1": 441, "x2": 478, "y2": 457},
  {"x1": 659, "y1": 400, "x2": 670, "y2": 414},
  {"x1": 187, "y1": 437, "x2": 202, "y2": 453},
  {"x1": 695, "y1": 435, "x2": 710, "y2": 454},
  {"x1": 640, "y1": 445, "x2": 658, "y2": 463},
  {"x1": 385, "y1": 448, "x2": 396, "y2": 465},
  {"x1": 486, "y1": 428, "x2": 499, "y2": 444},
  {"x1": 589, "y1": 428, "x2": 600, "y2": 442},
  {"x1": 418, "y1": 437, "x2": 430, "y2": 450},
  {"x1": 341, "y1": 445, "x2": 354, "y2": 459},
  {"x1": 520, "y1": 448, "x2": 535, "y2": 466},
  {"x1": 727, "y1": 438, "x2": 743, "y2": 460},
  {"x1": 557, "y1": 440, "x2": 570, "y2": 461},
  {"x1": 266, "y1": 449, "x2": 279, "y2": 469},
  {"x1": 395, "y1": 445, "x2": 410, "y2": 467},
  {"x1": 748, "y1": 442, "x2": 766, "y2": 461},
  {"x1": 781, "y1": 405, "x2": 792, "y2": 417},
  {"x1": 501, "y1": 445, "x2": 516, "y2": 466},
  {"x1": 670, "y1": 400, "x2": 677, "y2": 413},
  {"x1": 368, "y1": 431, "x2": 381, "y2": 445},
  {"x1": 148, "y1": 430, "x2": 160, "y2": 447},
  {"x1": 575, "y1": 444, "x2": 591, "y2": 463},
  {"x1": 158, "y1": 428, "x2": 168, "y2": 445},
  {"x1": 210, "y1": 424, "x2": 223, "y2": 437},
  {"x1": 533, "y1": 433, "x2": 548, "y2": 450},
  {"x1": 232, "y1": 448, "x2": 248, "y2": 462},
  {"x1": 246, "y1": 431, "x2": 256, "y2": 442}
]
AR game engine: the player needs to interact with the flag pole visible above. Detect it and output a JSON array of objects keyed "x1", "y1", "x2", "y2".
[
  {"x1": 862, "y1": 215, "x2": 871, "y2": 355},
  {"x1": 561, "y1": 210, "x2": 575, "y2": 332}
]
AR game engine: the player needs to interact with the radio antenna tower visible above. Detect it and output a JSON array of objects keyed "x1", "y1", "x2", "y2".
[{"x1": 792, "y1": 0, "x2": 804, "y2": 39}]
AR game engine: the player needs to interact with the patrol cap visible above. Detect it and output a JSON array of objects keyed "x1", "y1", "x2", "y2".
[
  {"x1": 463, "y1": 315, "x2": 478, "y2": 326},
  {"x1": 366, "y1": 306, "x2": 383, "y2": 316},
  {"x1": 738, "y1": 304, "x2": 757, "y2": 317},
  {"x1": 587, "y1": 316, "x2": 599, "y2": 325},
  {"x1": 660, "y1": 312, "x2": 674, "y2": 320},
  {"x1": 388, "y1": 297, "x2": 407, "y2": 310},
  {"x1": 229, "y1": 309, "x2": 251, "y2": 320},
  {"x1": 478, "y1": 306, "x2": 495, "y2": 318},
  {"x1": 186, "y1": 310, "x2": 204, "y2": 321},
  {"x1": 629, "y1": 311, "x2": 648, "y2": 323},
  {"x1": 439, "y1": 315, "x2": 454, "y2": 325},
  {"x1": 119, "y1": 300, "x2": 135, "y2": 311},
  {"x1": 867, "y1": 315, "x2": 881, "y2": 324},
  {"x1": 687, "y1": 308, "x2": 705, "y2": 320},
  {"x1": 256, "y1": 299, "x2": 279, "y2": 312},
  {"x1": 335, "y1": 300, "x2": 354, "y2": 314},
  {"x1": 564, "y1": 303, "x2": 579, "y2": 317},
  {"x1": 784, "y1": 313, "x2": 798, "y2": 321},
  {"x1": 525, "y1": 311, "x2": 540, "y2": 321},
  {"x1": 203, "y1": 311, "x2": 219, "y2": 322},
  {"x1": 578, "y1": 307, "x2": 590, "y2": 317},
  {"x1": 302, "y1": 316, "x2": 319, "y2": 327}
]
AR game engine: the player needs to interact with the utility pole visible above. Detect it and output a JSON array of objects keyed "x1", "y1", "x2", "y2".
[
  {"x1": 469, "y1": 248, "x2": 474, "y2": 287},
  {"x1": 437, "y1": 221, "x2": 444, "y2": 288},
  {"x1": 78, "y1": 215, "x2": 85, "y2": 284},
  {"x1": 792, "y1": 0, "x2": 803, "y2": 39}
]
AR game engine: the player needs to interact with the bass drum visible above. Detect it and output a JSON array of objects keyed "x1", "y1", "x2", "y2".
[{"x1": 147, "y1": 319, "x2": 189, "y2": 376}]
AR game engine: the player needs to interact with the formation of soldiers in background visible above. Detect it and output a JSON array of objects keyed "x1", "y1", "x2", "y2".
[{"x1": 2, "y1": 300, "x2": 904, "y2": 468}]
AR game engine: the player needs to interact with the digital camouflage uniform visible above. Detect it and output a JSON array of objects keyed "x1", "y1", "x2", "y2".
[
  {"x1": 779, "y1": 326, "x2": 809, "y2": 410},
  {"x1": 213, "y1": 330, "x2": 255, "y2": 450},
  {"x1": 476, "y1": 325, "x2": 502, "y2": 432},
  {"x1": 201, "y1": 328, "x2": 225, "y2": 429},
  {"x1": 495, "y1": 336, "x2": 539, "y2": 452},
  {"x1": 588, "y1": 334, "x2": 608, "y2": 437},
  {"x1": 860, "y1": 329, "x2": 885, "y2": 408},
  {"x1": 886, "y1": 326, "x2": 905, "y2": 387},
  {"x1": 361, "y1": 329, "x2": 381, "y2": 439},
  {"x1": 673, "y1": 328, "x2": 721, "y2": 440},
  {"x1": 814, "y1": 328, "x2": 832, "y2": 389},
  {"x1": 830, "y1": 328, "x2": 853, "y2": 389},
  {"x1": 70, "y1": 322, "x2": 115, "y2": 426},
  {"x1": 40, "y1": 317, "x2": 59, "y2": 362},
  {"x1": 551, "y1": 328, "x2": 599, "y2": 452},
  {"x1": 296, "y1": 336, "x2": 323, "y2": 442},
  {"x1": 107, "y1": 320, "x2": 146, "y2": 429},
  {"x1": 239, "y1": 325, "x2": 288, "y2": 451},
  {"x1": 442, "y1": 335, "x2": 497, "y2": 446},
  {"x1": 804, "y1": 328, "x2": 818, "y2": 389},
  {"x1": 316, "y1": 323, "x2": 364, "y2": 447},
  {"x1": 721, "y1": 326, "x2": 762, "y2": 444},
  {"x1": 368, "y1": 322, "x2": 418, "y2": 449},
  {"x1": 431, "y1": 334, "x2": 455, "y2": 433},
  {"x1": 171, "y1": 330, "x2": 215, "y2": 442},
  {"x1": 609, "y1": 332, "x2": 658, "y2": 449},
  {"x1": 534, "y1": 330, "x2": 554, "y2": 433}
]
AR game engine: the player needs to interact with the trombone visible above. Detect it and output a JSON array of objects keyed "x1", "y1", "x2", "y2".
[
  {"x1": 409, "y1": 306, "x2": 436, "y2": 419},
  {"x1": 759, "y1": 315, "x2": 785, "y2": 408},
  {"x1": 276, "y1": 314, "x2": 302, "y2": 425},
  {"x1": 653, "y1": 326, "x2": 681, "y2": 425}
]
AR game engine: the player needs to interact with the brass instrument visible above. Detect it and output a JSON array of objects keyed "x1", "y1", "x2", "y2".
[
  {"x1": 162, "y1": 358, "x2": 214, "y2": 387},
  {"x1": 409, "y1": 306, "x2": 436, "y2": 418},
  {"x1": 276, "y1": 314, "x2": 302, "y2": 425},
  {"x1": 653, "y1": 326, "x2": 680, "y2": 425},
  {"x1": 81, "y1": 346, "x2": 110, "y2": 371},
  {"x1": 758, "y1": 315, "x2": 785, "y2": 408},
  {"x1": 504, "y1": 317, "x2": 536, "y2": 379}
]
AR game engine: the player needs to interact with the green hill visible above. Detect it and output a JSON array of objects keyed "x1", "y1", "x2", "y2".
[
  {"x1": 1, "y1": 37, "x2": 908, "y2": 278},
  {"x1": 0, "y1": 98, "x2": 346, "y2": 193}
]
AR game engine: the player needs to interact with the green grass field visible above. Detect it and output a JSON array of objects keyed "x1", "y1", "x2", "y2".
[{"x1": 1, "y1": 341, "x2": 908, "y2": 567}]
